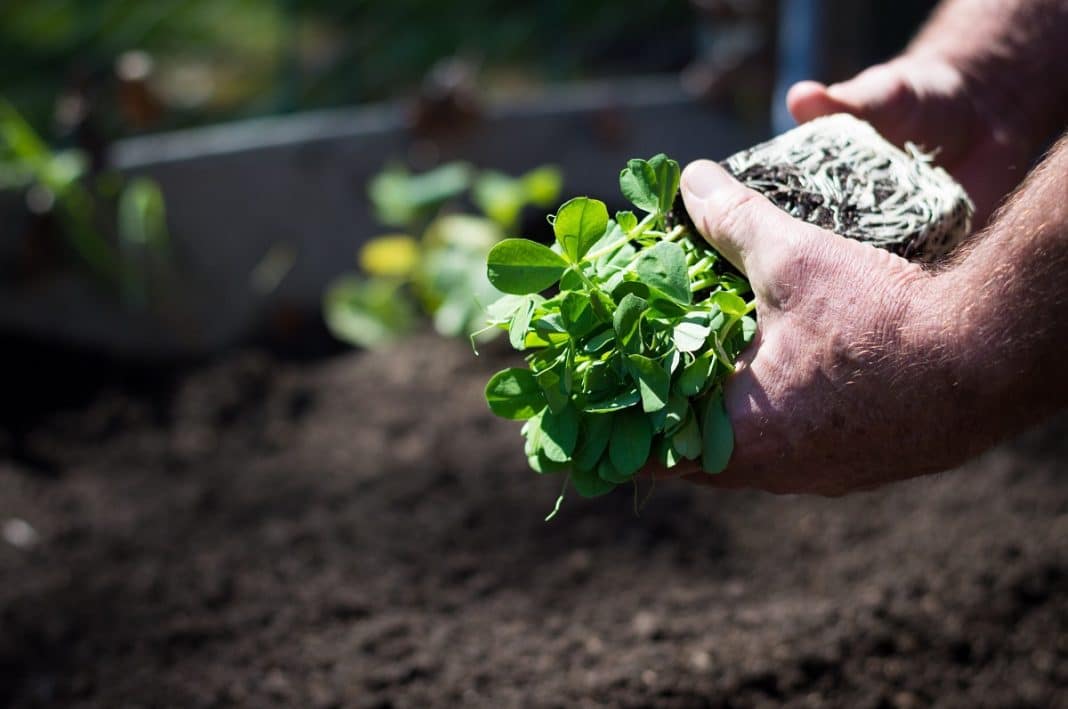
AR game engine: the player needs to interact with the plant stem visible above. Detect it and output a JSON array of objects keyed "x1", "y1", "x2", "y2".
[{"x1": 582, "y1": 212, "x2": 657, "y2": 262}]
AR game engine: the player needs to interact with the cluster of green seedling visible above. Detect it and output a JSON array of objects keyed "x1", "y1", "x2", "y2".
[
  {"x1": 482, "y1": 154, "x2": 755, "y2": 515},
  {"x1": 324, "y1": 161, "x2": 561, "y2": 348}
]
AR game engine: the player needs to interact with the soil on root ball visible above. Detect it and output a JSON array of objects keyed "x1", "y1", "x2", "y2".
[{"x1": 0, "y1": 334, "x2": 1065, "y2": 708}]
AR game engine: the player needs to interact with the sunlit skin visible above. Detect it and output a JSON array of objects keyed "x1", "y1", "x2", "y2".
[{"x1": 656, "y1": 0, "x2": 1068, "y2": 495}]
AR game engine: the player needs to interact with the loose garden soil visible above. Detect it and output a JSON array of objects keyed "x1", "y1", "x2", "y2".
[{"x1": 0, "y1": 333, "x2": 1064, "y2": 708}]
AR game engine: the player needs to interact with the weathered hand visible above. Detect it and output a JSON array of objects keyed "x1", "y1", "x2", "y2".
[
  {"x1": 787, "y1": 54, "x2": 1032, "y2": 226},
  {"x1": 660, "y1": 161, "x2": 975, "y2": 496}
]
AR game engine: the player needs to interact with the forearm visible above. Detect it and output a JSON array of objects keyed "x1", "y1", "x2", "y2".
[
  {"x1": 907, "y1": 0, "x2": 1068, "y2": 152},
  {"x1": 934, "y1": 132, "x2": 1068, "y2": 448}
]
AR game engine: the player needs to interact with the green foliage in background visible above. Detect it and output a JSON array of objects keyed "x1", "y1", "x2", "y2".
[
  {"x1": 0, "y1": 100, "x2": 170, "y2": 304},
  {"x1": 482, "y1": 155, "x2": 756, "y2": 517},
  {"x1": 0, "y1": 0, "x2": 691, "y2": 137},
  {"x1": 324, "y1": 162, "x2": 562, "y2": 348}
]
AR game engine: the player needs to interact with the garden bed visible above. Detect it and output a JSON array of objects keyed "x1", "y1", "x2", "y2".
[{"x1": 0, "y1": 334, "x2": 1065, "y2": 707}]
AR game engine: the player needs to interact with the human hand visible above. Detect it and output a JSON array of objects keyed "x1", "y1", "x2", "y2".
[
  {"x1": 654, "y1": 161, "x2": 978, "y2": 496},
  {"x1": 787, "y1": 54, "x2": 1032, "y2": 226}
]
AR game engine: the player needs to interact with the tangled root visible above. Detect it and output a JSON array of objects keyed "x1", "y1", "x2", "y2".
[{"x1": 723, "y1": 114, "x2": 973, "y2": 261}]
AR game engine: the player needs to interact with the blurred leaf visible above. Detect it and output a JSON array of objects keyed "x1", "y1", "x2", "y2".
[
  {"x1": 322, "y1": 275, "x2": 415, "y2": 349},
  {"x1": 359, "y1": 233, "x2": 419, "y2": 278},
  {"x1": 520, "y1": 165, "x2": 563, "y2": 207},
  {"x1": 368, "y1": 162, "x2": 471, "y2": 228},
  {"x1": 118, "y1": 177, "x2": 169, "y2": 249},
  {"x1": 423, "y1": 214, "x2": 500, "y2": 251}
]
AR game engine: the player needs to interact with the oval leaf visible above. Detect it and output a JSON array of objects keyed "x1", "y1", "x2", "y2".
[
  {"x1": 572, "y1": 464, "x2": 616, "y2": 497},
  {"x1": 609, "y1": 408, "x2": 652, "y2": 478},
  {"x1": 672, "y1": 410, "x2": 702, "y2": 460},
  {"x1": 701, "y1": 390, "x2": 734, "y2": 474},
  {"x1": 573, "y1": 414, "x2": 613, "y2": 471},
  {"x1": 635, "y1": 241, "x2": 691, "y2": 304},
  {"x1": 553, "y1": 197, "x2": 609, "y2": 262},
  {"x1": 673, "y1": 315, "x2": 710, "y2": 353},
  {"x1": 626, "y1": 353, "x2": 670, "y2": 413},
  {"x1": 487, "y1": 239, "x2": 568, "y2": 294},
  {"x1": 485, "y1": 368, "x2": 545, "y2": 420},
  {"x1": 619, "y1": 159, "x2": 659, "y2": 214},
  {"x1": 711, "y1": 291, "x2": 748, "y2": 318},
  {"x1": 676, "y1": 352, "x2": 717, "y2": 398},
  {"x1": 540, "y1": 404, "x2": 579, "y2": 463}
]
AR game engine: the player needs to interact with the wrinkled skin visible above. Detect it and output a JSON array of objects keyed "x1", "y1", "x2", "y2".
[{"x1": 654, "y1": 162, "x2": 971, "y2": 496}]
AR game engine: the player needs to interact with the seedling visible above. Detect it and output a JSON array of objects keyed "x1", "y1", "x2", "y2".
[
  {"x1": 482, "y1": 121, "x2": 972, "y2": 517},
  {"x1": 324, "y1": 162, "x2": 562, "y2": 348},
  {"x1": 482, "y1": 154, "x2": 754, "y2": 515}
]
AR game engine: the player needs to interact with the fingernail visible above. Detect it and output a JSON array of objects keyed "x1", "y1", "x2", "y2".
[{"x1": 681, "y1": 161, "x2": 732, "y2": 200}]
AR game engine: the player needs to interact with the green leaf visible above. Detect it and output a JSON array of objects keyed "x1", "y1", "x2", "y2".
[
  {"x1": 485, "y1": 293, "x2": 527, "y2": 323},
  {"x1": 618, "y1": 154, "x2": 680, "y2": 218},
  {"x1": 521, "y1": 165, "x2": 564, "y2": 207},
  {"x1": 472, "y1": 170, "x2": 527, "y2": 229},
  {"x1": 572, "y1": 464, "x2": 616, "y2": 497},
  {"x1": 553, "y1": 196, "x2": 609, "y2": 262},
  {"x1": 648, "y1": 154, "x2": 681, "y2": 216},
  {"x1": 701, "y1": 390, "x2": 734, "y2": 474},
  {"x1": 486, "y1": 239, "x2": 568, "y2": 294},
  {"x1": 528, "y1": 451, "x2": 570, "y2": 475},
  {"x1": 522, "y1": 408, "x2": 545, "y2": 457},
  {"x1": 559, "y1": 267, "x2": 585, "y2": 291},
  {"x1": 609, "y1": 407, "x2": 652, "y2": 477},
  {"x1": 673, "y1": 314, "x2": 711, "y2": 352},
  {"x1": 580, "y1": 328, "x2": 614, "y2": 354},
  {"x1": 626, "y1": 354, "x2": 670, "y2": 413},
  {"x1": 540, "y1": 404, "x2": 579, "y2": 463},
  {"x1": 118, "y1": 178, "x2": 169, "y2": 250},
  {"x1": 612, "y1": 293, "x2": 646, "y2": 350},
  {"x1": 610, "y1": 279, "x2": 649, "y2": 303},
  {"x1": 676, "y1": 352, "x2": 717, "y2": 397},
  {"x1": 509, "y1": 296, "x2": 536, "y2": 350},
  {"x1": 573, "y1": 414, "x2": 612, "y2": 471},
  {"x1": 536, "y1": 367, "x2": 570, "y2": 414},
  {"x1": 661, "y1": 394, "x2": 689, "y2": 435},
  {"x1": 369, "y1": 162, "x2": 471, "y2": 228},
  {"x1": 560, "y1": 292, "x2": 600, "y2": 339},
  {"x1": 655, "y1": 436, "x2": 682, "y2": 468},
  {"x1": 635, "y1": 241, "x2": 691, "y2": 304},
  {"x1": 597, "y1": 456, "x2": 633, "y2": 484},
  {"x1": 712, "y1": 291, "x2": 748, "y2": 318},
  {"x1": 615, "y1": 210, "x2": 638, "y2": 233},
  {"x1": 740, "y1": 315, "x2": 757, "y2": 345},
  {"x1": 485, "y1": 368, "x2": 545, "y2": 420},
  {"x1": 583, "y1": 389, "x2": 641, "y2": 413},
  {"x1": 323, "y1": 276, "x2": 415, "y2": 349},
  {"x1": 672, "y1": 409, "x2": 702, "y2": 460},
  {"x1": 619, "y1": 158, "x2": 659, "y2": 214},
  {"x1": 589, "y1": 289, "x2": 615, "y2": 319}
]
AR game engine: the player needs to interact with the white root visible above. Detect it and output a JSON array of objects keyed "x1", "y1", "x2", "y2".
[{"x1": 723, "y1": 114, "x2": 974, "y2": 261}]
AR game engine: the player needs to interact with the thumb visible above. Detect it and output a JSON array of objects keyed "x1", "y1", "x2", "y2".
[
  {"x1": 680, "y1": 160, "x2": 828, "y2": 289},
  {"x1": 786, "y1": 64, "x2": 918, "y2": 147}
]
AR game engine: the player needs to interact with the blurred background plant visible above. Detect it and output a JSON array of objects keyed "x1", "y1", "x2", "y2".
[
  {"x1": 323, "y1": 162, "x2": 562, "y2": 348},
  {"x1": 0, "y1": 100, "x2": 170, "y2": 307},
  {"x1": 1, "y1": 0, "x2": 693, "y2": 138}
]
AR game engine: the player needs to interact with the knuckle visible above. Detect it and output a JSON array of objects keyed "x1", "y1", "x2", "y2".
[{"x1": 758, "y1": 230, "x2": 826, "y2": 306}]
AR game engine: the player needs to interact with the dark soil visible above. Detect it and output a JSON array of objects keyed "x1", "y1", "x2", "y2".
[
  {"x1": 0, "y1": 334, "x2": 1065, "y2": 708},
  {"x1": 730, "y1": 163, "x2": 882, "y2": 241}
]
